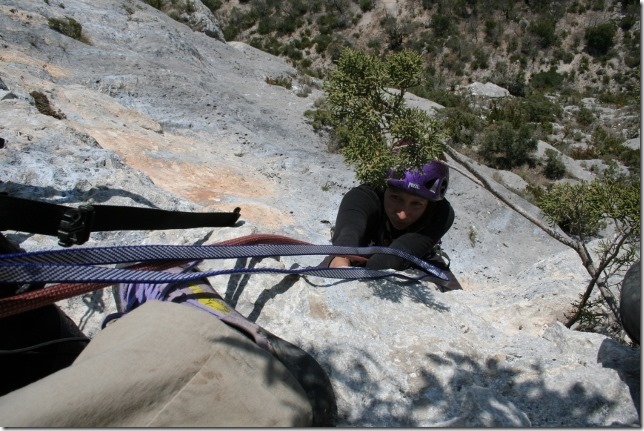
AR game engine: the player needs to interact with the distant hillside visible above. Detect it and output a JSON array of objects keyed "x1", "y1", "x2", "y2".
[
  {"x1": 163, "y1": 0, "x2": 641, "y2": 189},
  {"x1": 210, "y1": 0, "x2": 639, "y2": 99}
]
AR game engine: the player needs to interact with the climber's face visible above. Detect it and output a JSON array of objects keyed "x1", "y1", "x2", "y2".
[{"x1": 383, "y1": 187, "x2": 428, "y2": 230}]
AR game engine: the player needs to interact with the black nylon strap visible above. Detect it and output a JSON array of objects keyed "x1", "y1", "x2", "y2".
[
  {"x1": 90, "y1": 204, "x2": 241, "y2": 231},
  {"x1": 0, "y1": 195, "x2": 241, "y2": 246}
]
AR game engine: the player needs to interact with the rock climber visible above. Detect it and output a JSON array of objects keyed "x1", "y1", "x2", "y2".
[{"x1": 321, "y1": 149, "x2": 455, "y2": 275}]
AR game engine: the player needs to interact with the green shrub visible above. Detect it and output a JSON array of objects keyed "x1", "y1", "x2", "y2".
[
  {"x1": 317, "y1": 14, "x2": 347, "y2": 35},
  {"x1": 201, "y1": 0, "x2": 222, "y2": 13},
  {"x1": 431, "y1": 14, "x2": 453, "y2": 38},
  {"x1": 281, "y1": 43, "x2": 303, "y2": 60},
  {"x1": 484, "y1": 19, "x2": 499, "y2": 43},
  {"x1": 410, "y1": 86, "x2": 468, "y2": 109},
  {"x1": 439, "y1": 107, "x2": 483, "y2": 147},
  {"x1": 262, "y1": 37, "x2": 282, "y2": 56},
  {"x1": 575, "y1": 106, "x2": 596, "y2": 127},
  {"x1": 528, "y1": 19, "x2": 558, "y2": 48},
  {"x1": 568, "y1": 145, "x2": 600, "y2": 160},
  {"x1": 619, "y1": 147, "x2": 640, "y2": 174},
  {"x1": 304, "y1": 97, "x2": 333, "y2": 132},
  {"x1": 522, "y1": 94, "x2": 563, "y2": 123},
  {"x1": 142, "y1": 0, "x2": 164, "y2": 9},
  {"x1": 538, "y1": 181, "x2": 605, "y2": 237},
  {"x1": 597, "y1": 90, "x2": 633, "y2": 107},
  {"x1": 619, "y1": 14, "x2": 636, "y2": 31},
  {"x1": 222, "y1": 25, "x2": 240, "y2": 41},
  {"x1": 184, "y1": 1, "x2": 197, "y2": 13},
  {"x1": 30, "y1": 91, "x2": 66, "y2": 120},
  {"x1": 585, "y1": 22, "x2": 616, "y2": 56},
  {"x1": 553, "y1": 48, "x2": 575, "y2": 64},
  {"x1": 493, "y1": 71, "x2": 527, "y2": 97},
  {"x1": 266, "y1": 75, "x2": 293, "y2": 89},
  {"x1": 530, "y1": 66, "x2": 565, "y2": 91},
  {"x1": 488, "y1": 98, "x2": 525, "y2": 127},
  {"x1": 471, "y1": 47, "x2": 489, "y2": 70},
  {"x1": 275, "y1": 14, "x2": 301, "y2": 35},
  {"x1": 543, "y1": 148, "x2": 567, "y2": 180},
  {"x1": 590, "y1": 126, "x2": 623, "y2": 157},
  {"x1": 48, "y1": 16, "x2": 84, "y2": 41},
  {"x1": 300, "y1": 58, "x2": 312, "y2": 69},
  {"x1": 478, "y1": 121, "x2": 537, "y2": 169},
  {"x1": 222, "y1": 7, "x2": 258, "y2": 40},
  {"x1": 314, "y1": 34, "x2": 332, "y2": 53},
  {"x1": 257, "y1": 17, "x2": 273, "y2": 35},
  {"x1": 359, "y1": 0, "x2": 374, "y2": 12},
  {"x1": 421, "y1": 0, "x2": 435, "y2": 10}
]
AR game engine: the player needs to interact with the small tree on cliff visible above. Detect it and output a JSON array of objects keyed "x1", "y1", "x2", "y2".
[
  {"x1": 537, "y1": 166, "x2": 640, "y2": 336},
  {"x1": 447, "y1": 145, "x2": 640, "y2": 343},
  {"x1": 322, "y1": 48, "x2": 444, "y2": 186}
]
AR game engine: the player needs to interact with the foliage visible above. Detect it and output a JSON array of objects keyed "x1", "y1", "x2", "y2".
[
  {"x1": 528, "y1": 19, "x2": 558, "y2": 48},
  {"x1": 538, "y1": 166, "x2": 640, "y2": 332},
  {"x1": 48, "y1": 16, "x2": 85, "y2": 42},
  {"x1": 142, "y1": 0, "x2": 164, "y2": 9},
  {"x1": 304, "y1": 98, "x2": 333, "y2": 131},
  {"x1": 431, "y1": 14, "x2": 454, "y2": 38},
  {"x1": 618, "y1": 147, "x2": 640, "y2": 174},
  {"x1": 543, "y1": 148, "x2": 567, "y2": 180},
  {"x1": 538, "y1": 181, "x2": 605, "y2": 238},
  {"x1": 201, "y1": 0, "x2": 222, "y2": 13},
  {"x1": 530, "y1": 67, "x2": 565, "y2": 92},
  {"x1": 494, "y1": 71, "x2": 527, "y2": 97},
  {"x1": 439, "y1": 107, "x2": 483, "y2": 147},
  {"x1": 590, "y1": 126, "x2": 621, "y2": 156},
  {"x1": 266, "y1": 75, "x2": 293, "y2": 89},
  {"x1": 584, "y1": 22, "x2": 617, "y2": 56},
  {"x1": 478, "y1": 121, "x2": 537, "y2": 169},
  {"x1": 411, "y1": 85, "x2": 469, "y2": 109},
  {"x1": 358, "y1": 0, "x2": 375, "y2": 12},
  {"x1": 30, "y1": 91, "x2": 66, "y2": 120},
  {"x1": 488, "y1": 98, "x2": 529, "y2": 127},
  {"x1": 575, "y1": 106, "x2": 596, "y2": 127},
  {"x1": 522, "y1": 94, "x2": 563, "y2": 123},
  {"x1": 538, "y1": 166, "x2": 640, "y2": 241},
  {"x1": 322, "y1": 49, "x2": 444, "y2": 186}
]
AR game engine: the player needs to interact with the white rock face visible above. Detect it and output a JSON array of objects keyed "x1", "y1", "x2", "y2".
[
  {"x1": 465, "y1": 81, "x2": 511, "y2": 98},
  {"x1": 0, "y1": 0, "x2": 639, "y2": 427}
]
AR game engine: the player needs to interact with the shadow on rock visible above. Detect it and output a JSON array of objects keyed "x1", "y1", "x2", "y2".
[
  {"x1": 366, "y1": 277, "x2": 450, "y2": 312},
  {"x1": 597, "y1": 338, "x2": 641, "y2": 421},
  {"x1": 0, "y1": 181, "x2": 160, "y2": 208},
  {"x1": 224, "y1": 257, "x2": 301, "y2": 323},
  {"x1": 309, "y1": 344, "x2": 637, "y2": 427},
  {"x1": 78, "y1": 289, "x2": 106, "y2": 332}
]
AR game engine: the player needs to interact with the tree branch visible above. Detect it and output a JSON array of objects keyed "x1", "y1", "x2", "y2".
[{"x1": 444, "y1": 145, "x2": 627, "y2": 325}]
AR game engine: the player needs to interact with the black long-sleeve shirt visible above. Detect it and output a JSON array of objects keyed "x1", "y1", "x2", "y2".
[{"x1": 329, "y1": 184, "x2": 454, "y2": 270}]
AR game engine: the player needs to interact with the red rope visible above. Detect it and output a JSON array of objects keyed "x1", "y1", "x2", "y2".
[{"x1": 0, "y1": 234, "x2": 367, "y2": 319}]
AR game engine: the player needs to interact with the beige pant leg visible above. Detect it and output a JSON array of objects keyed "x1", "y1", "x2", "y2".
[{"x1": 0, "y1": 301, "x2": 312, "y2": 427}]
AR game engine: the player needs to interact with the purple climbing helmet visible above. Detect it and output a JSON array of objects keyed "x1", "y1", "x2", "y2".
[
  {"x1": 386, "y1": 139, "x2": 450, "y2": 201},
  {"x1": 387, "y1": 160, "x2": 449, "y2": 202}
]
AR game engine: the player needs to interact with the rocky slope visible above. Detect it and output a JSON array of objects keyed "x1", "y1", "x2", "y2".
[{"x1": 0, "y1": 0, "x2": 639, "y2": 426}]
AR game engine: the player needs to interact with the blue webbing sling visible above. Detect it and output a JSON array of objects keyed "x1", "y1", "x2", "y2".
[
  {"x1": 0, "y1": 243, "x2": 450, "y2": 285},
  {"x1": 0, "y1": 196, "x2": 451, "y2": 319}
]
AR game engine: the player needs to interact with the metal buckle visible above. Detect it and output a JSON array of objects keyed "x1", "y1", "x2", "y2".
[{"x1": 57, "y1": 204, "x2": 95, "y2": 247}]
